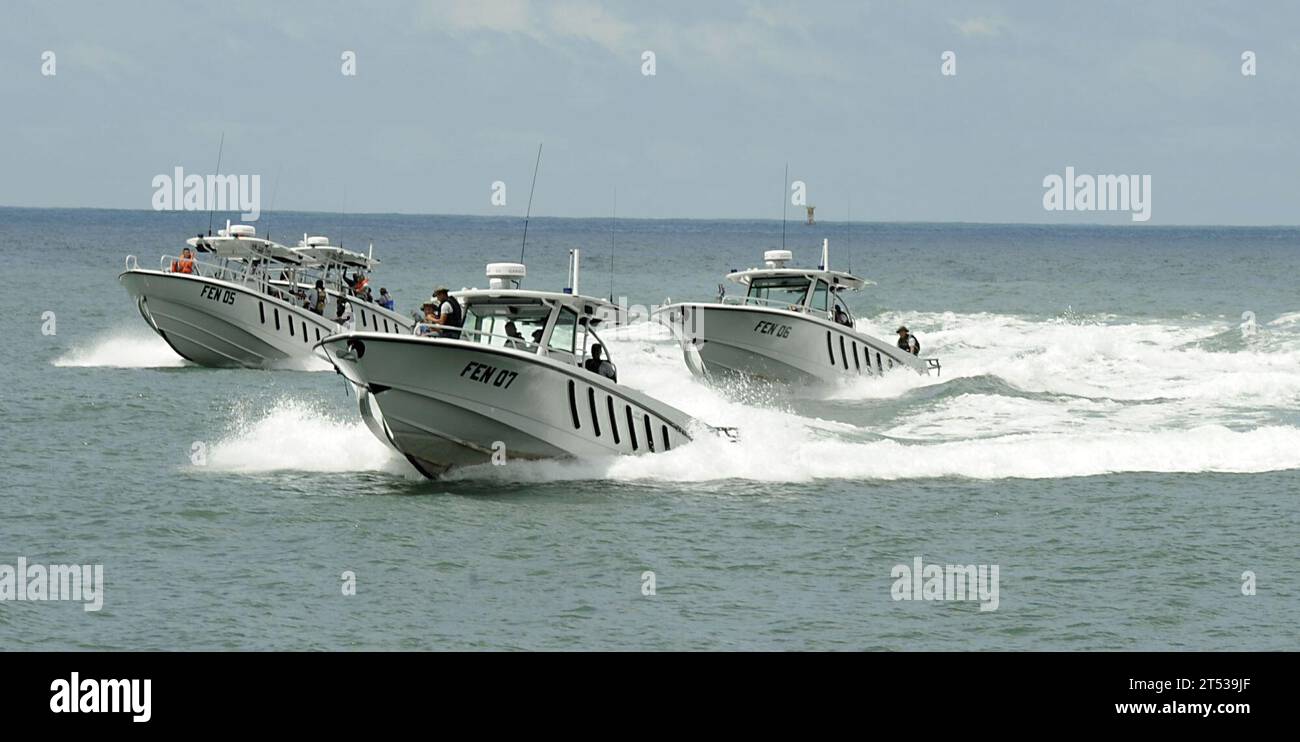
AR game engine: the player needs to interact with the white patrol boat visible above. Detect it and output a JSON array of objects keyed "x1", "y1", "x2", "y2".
[
  {"x1": 119, "y1": 223, "x2": 411, "y2": 368},
  {"x1": 657, "y1": 240, "x2": 939, "y2": 385},
  {"x1": 318, "y1": 251, "x2": 716, "y2": 478}
]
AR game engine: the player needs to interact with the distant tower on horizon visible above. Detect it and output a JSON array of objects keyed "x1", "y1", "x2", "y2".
[{"x1": 805, "y1": 205, "x2": 815, "y2": 225}]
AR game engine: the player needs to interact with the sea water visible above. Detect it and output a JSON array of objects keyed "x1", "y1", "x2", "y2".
[{"x1": 1, "y1": 207, "x2": 1296, "y2": 649}]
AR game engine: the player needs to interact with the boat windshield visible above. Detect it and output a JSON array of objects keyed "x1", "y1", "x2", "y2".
[
  {"x1": 744, "y1": 275, "x2": 811, "y2": 310},
  {"x1": 462, "y1": 298, "x2": 550, "y2": 353},
  {"x1": 810, "y1": 279, "x2": 830, "y2": 313}
]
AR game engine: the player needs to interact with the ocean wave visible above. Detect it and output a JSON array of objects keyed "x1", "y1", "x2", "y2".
[
  {"x1": 53, "y1": 328, "x2": 188, "y2": 368},
  {"x1": 200, "y1": 398, "x2": 414, "y2": 476},
  {"x1": 445, "y1": 424, "x2": 1300, "y2": 483}
]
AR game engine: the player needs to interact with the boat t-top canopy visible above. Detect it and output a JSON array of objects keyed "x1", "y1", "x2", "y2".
[
  {"x1": 726, "y1": 267, "x2": 871, "y2": 291},
  {"x1": 455, "y1": 257, "x2": 624, "y2": 326},
  {"x1": 411, "y1": 258, "x2": 623, "y2": 364},
  {"x1": 456, "y1": 288, "x2": 625, "y2": 327},
  {"x1": 725, "y1": 242, "x2": 872, "y2": 291},
  {"x1": 186, "y1": 224, "x2": 306, "y2": 266},
  {"x1": 293, "y1": 244, "x2": 379, "y2": 271}
]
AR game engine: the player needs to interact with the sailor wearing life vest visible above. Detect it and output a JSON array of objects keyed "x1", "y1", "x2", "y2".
[
  {"x1": 431, "y1": 287, "x2": 464, "y2": 339},
  {"x1": 306, "y1": 280, "x2": 327, "y2": 316},
  {"x1": 170, "y1": 247, "x2": 197, "y2": 274},
  {"x1": 345, "y1": 270, "x2": 369, "y2": 296},
  {"x1": 896, "y1": 326, "x2": 920, "y2": 355}
]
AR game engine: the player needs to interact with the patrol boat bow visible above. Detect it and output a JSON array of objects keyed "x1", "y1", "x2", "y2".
[
  {"x1": 658, "y1": 239, "x2": 939, "y2": 385},
  {"x1": 119, "y1": 223, "x2": 411, "y2": 368},
  {"x1": 318, "y1": 251, "x2": 709, "y2": 478}
]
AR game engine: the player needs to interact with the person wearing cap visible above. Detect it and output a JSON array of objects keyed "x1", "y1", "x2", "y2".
[
  {"x1": 896, "y1": 326, "x2": 920, "y2": 355},
  {"x1": 378, "y1": 288, "x2": 395, "y2": 311},
  {"x1": 431, "y1": 286, "x2": 464, "y2": 339},
  {"x1": 415, "y1": 299, "x2": 439, "y2": 336}
]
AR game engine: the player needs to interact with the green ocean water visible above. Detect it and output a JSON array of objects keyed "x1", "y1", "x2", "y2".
[{"x1": 1, "y1": 208, "x2": 1296, "y2": 649}]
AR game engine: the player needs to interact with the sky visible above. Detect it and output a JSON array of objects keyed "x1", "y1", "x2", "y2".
[{"x1": 1, "y1": 0, "x2": 1298, "y2": 224}]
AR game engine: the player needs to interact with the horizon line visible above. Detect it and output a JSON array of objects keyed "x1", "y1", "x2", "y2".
[{"x1": 1, "y1": 204, "x2": 1298, "y2": 230}]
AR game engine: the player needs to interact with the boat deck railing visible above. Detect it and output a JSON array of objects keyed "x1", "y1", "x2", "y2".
[
  {"x1": 134, "y1": 254, "x2": 322, "y2": 304},
  {"x1": 412, "y1": 323, "x2": 544, "y2": 351},
  {"x1": 147, "y1": 254, "x2": 274, "y2": 287},
  {"x1": 721, "y1": 295, "x2": 858, "y2": 325},
  {"x1": 409, "y1": 324, "x2": 605, "y2": 368},
  {"x1": 721, "y1": 295, "x2": 811, "y2": 312}
]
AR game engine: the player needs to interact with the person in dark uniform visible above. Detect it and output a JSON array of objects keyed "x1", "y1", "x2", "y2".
[
  {"x1": 583, "y1": 343, "x2": 617, "y2": 382},
  {"x1": 896, "y1": 326, "x2": 920, "y2": 355},
  {"x1": 432, "y1": 287, "x2": 463, "y2": 339},
  {"x1": 305, "y1": 279, "x2": 327, "y2": 315},
  {"x1": 503, "y1": 321, "x2": 527, "y2": 349}
]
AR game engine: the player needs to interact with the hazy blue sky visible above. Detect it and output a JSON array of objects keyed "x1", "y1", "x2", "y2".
[{"x1": 2, "y1": 1, "x2": 1297, "y2": 223}]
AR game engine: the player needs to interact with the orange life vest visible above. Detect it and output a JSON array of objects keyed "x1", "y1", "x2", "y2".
[{"x1": 171, "y1": 256, "x2": 195, "y2": 274}]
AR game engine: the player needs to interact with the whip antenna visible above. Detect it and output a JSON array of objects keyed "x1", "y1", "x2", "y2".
[
  {"x1": 519, "y1": 143, "x2": 543, "y2": 264},
  {"x1": 207, "y1": 131, "x2": 225, "y2": 235},
  {"x1": 264, "y1": 164, "x2": 282, "y2": 241}
]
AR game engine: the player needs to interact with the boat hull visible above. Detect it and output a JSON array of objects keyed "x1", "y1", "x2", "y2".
[
  {"x1": 347, "y1": 296, "x2": 413, "y2": 337},
  {"x1": 660, "y1": 302, "x2": 929, "y2": 385},
  {"x1": 320, "y1": 333, "x2": 696, "y2": 477},
  {"x1": 119, "y1": 269, "x2": 344, "y2": 369}
]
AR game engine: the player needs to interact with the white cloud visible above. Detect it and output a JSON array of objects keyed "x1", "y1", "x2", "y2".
[
  {"x1": 421, "y1": 0, "x2": 541, "y2": 39},
  {"x1": 66, "y1": 42, "x2": 136, "y2": 82},
  {"x1": 417, "y1": 0, "x2": 833, "y2": 77},
  {"x1": 546, "y1": 2, "x2": 633, "y2": 53},
  {"x1": 420, "y1": 0, "x2": 632, "y2": 51},
  {"x1": 744, "y1": 1, "x2": 815, "y2": 35},
  {"x1": 953, "y1": 17, "x2": 1007, "y2": 38}
]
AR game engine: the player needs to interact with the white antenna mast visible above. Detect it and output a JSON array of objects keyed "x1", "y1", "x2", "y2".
[{"x1": 567, "y1": 249, "x2": 581, "y2": 295}]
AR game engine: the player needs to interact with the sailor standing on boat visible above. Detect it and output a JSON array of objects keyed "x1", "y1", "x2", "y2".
[
  {"x1": 334, "y1": 297, "x2": 353, "y2": 327},
  {"x1": 896, "y1": 326, "x2": 920, "y2": 355},
  {"x1": 431, "y1": 287, "x2": 464, "y2": 339},
  {"x1": 306, "y1": 280, "x2": 327, "y2": 316}
]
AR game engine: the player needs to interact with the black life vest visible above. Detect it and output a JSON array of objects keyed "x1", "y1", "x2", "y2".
[{"x1": 441, "y1": 295, "x2": 464, "y2": 339}]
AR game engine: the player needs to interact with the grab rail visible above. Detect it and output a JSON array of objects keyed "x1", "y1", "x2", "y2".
[
  {"x1": 721, "y1": 295, "x2": 810, "y2": 312},
  {"x1": 720, "y1": 295, "x2": 863, "y2": 328},
  {"x1": 408, "y1": 324, "x2": 607, "y2": 369},
  {"x1": 157, "y1": 254, "x2": 283, "y2": 290},
  {"x1": 412, "y1": 323, "x2": 539, "y2": 349}
]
